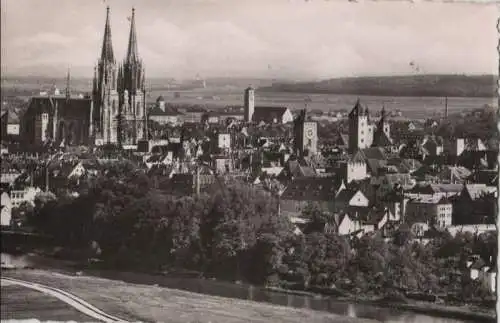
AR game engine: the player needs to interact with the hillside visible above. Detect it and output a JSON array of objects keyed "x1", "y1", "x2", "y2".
[{"x1": 258, "y1": 75, "x2": 498, "y2": 98}]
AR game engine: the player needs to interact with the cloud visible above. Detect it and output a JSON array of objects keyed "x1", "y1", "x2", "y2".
[
  {"x1": 16, "y1": 32, "x2": 74, "y2": 47},
  {"x1": 1, "y1": 0, "x2": 497, "y2": 79}
]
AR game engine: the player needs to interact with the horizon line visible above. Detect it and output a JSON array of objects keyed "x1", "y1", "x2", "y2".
[{"x1": 1, "y1": 72, "x2": 497, "y2": 82}]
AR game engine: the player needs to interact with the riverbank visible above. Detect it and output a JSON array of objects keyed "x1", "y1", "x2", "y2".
[
  {"x1": 265, "y1": 286, "x2": 495, "y2": 323},
  {"x1": 2, "y1": 252, "x2": 496, "y2": 323},
  {"x1": 2, "y1": 269, "x2": 377, "y2": 323}
]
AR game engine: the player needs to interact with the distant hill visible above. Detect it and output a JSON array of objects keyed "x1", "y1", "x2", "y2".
[{"x1": 258, "y1": 75, "x2": 498, "y2": 98}]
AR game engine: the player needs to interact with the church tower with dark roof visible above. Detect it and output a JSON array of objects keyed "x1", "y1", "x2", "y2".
[
  {"x1": 117, "y1": 8, "x2": 147, "y2": 146},
  {"x1": 92, "y1": 6, "x2": 120, "y2": 145},
  {"x1": 348, "y1": 99, "x2": 374, "y2": 153},
  {"x1": 372, "y1": 106, "x2": 393, "y2": 148}
]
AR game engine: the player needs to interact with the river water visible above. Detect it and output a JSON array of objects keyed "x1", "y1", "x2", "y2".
[{"x1": 0, "y1": 253, "x2": 486, "y2": 323}]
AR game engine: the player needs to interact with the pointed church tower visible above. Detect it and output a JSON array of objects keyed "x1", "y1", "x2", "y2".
[
  {"x1": 379, "y1": 106, "x2": 390, "y2": 139},
  {"x1": 372, "y1": 106, "x2": 392, "y2": 147},
  {"x1": 119, "y1": 7, "x2": 147, "y2": 146},
  {"x1": 92, "y1": 6, "x2": 120, "y2": 145},
  {"x1": 65, "y1": 68, "x2": 71, "y2": 100}
]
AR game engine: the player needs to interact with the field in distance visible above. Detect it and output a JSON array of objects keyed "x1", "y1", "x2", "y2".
[{"x1": 2, "y1": 75, "x2": 497, "y2": 120}]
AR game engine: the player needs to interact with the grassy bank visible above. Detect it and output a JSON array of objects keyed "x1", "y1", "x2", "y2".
[{"x1": 3, "y1": 269, "x2": 377, "y2": 323}]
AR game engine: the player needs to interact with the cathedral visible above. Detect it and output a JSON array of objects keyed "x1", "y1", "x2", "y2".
[
  {"x1": 22, "y1": 7, "x2": 147, "y2": 148},
  {"x1": 92, "y1": 7, "x2": 147, "y2": 146}
]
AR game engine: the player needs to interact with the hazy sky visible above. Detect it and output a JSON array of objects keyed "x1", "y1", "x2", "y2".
[{"x1": 1, "y1": 0, "x2": 498, "y2": 80}]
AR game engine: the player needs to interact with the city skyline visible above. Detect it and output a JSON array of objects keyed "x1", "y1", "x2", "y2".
[{"x1": 1, "y1": 0, "x2": 498, "y2": 80}]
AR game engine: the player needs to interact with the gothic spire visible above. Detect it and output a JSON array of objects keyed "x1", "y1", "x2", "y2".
[
  {"x1": 126, "y1": 8, "x2": 139, "y2": 64},
  {"x1": 101, "y1": 6, "x2": 115, "y2": 63},
  {"x1": 379, "y1": 105, "x2": 387, "y2": 123},
  {"x1": 92, "y1": 65, "x2": 97, "y2": 94},
  {"x1": 349, "y1": 98, "x2": 364, "y2": 118},
  {"x1": 65, "y1": 68, "x2": 71, "y2": 99}
]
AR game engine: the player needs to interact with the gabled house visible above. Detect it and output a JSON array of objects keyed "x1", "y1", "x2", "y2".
[
  {"x1": 372, "y1": 173, "x2": 414, "y2": 200},
  {"x1": 380, "y1": 189, "x2": 405, "y2": 222},
  {"x1": 213, "y1": 155, "x2": 233, "y2": 174},
  {"x1": 277, "y1": 159, "x2": 316, "y2": 184},
  {"x1": 334, "y1": 185, "x2": 370, "y2": 212},
  {"x1": 149, "y1": 97, "x2": 184, "y2": 125},
  {"x1": 405, "y1": 195, "x2": 452, "y2": 229},
  {"x1": 420, "y1": 135, "x2": 444, "y2": 158},
  {"x1": 406, "y1": 183, "x2": 464, "y2": 200},
  {"x1": 336, "y1": 213, "x2": 362, "y2": 236},
  {"x1": 164, "y1": 170, "x2": 217, "y2": 196},
  {"x1": 279, "y1": 177, "x2": 339, "y2": 218},
  {"x1": 412, "y1": 165, "x2": 471, "y2": 184},
  {"x1": 252, "y1": 106, "x2": 294, "y2": 124},
  {"x1": 334, "y1": 207, "x2": 391, "y2": 237}
]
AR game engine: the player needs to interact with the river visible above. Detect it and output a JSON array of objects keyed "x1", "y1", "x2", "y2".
[{"x1": 1, "y1": 253, "x2": 485, "y2": 323}]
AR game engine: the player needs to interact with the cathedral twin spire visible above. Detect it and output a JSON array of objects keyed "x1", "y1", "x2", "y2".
[
  {"x1": 126, "y1": 8, "x2": 139, "y2": 64},
  {"x1": 96, "y1": 6, "x2": 144, "y2": 94},
  {"x1": 101, "y1": 6, "x2": 115, "y2": 64}
]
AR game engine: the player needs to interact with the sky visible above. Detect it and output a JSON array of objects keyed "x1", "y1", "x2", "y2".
[{"x1": 1, "y1": 0, "x2": 498, "y2": 80}]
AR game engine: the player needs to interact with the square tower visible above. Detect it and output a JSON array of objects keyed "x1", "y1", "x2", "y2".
[
  {"x1": 244, "y1": 87, "x2": 255, "y2": 122},
  {"x1": 294, "y1": 109, "x2": 318, "y2": 156},
  {"x1": 348, "y1": 99, "x2": 372, "y2": 152}
]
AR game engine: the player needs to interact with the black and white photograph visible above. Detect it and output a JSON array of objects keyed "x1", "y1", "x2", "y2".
[{"x1": 0, "y1": 0, "x2": 498, "y2": 322}]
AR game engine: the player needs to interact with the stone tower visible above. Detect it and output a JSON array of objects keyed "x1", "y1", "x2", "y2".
[
  {"x1": 118, "y1": 8, "x2": 147, "y2": 146},
  {"x1": 348, "y1": 99, "x2": 373, "y2": 152},
  {"x1": 294, "y1": 109, "x2": 318, "y2": 156},
  {"x1": 92, "y1": 6, "x2": 119, "y2": 145},
  {"x1": 244, "y1": 87, "x2": 255, "y2": 123}
]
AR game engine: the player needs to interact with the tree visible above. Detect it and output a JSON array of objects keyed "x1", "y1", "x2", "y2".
[
  {"x1": 349, "y1": 233, "x2": 389, "y2": 292},
  {"x1": 393, "y1": 223, "x2": 414, "y2": 247},
  {"x1": 250, "y1": 233, "x2": 285, "y2": 285},
  {"x1": 11, "y1": 202, "x2": 34, "y2": 228},
  {"x1": 301, "y1": 203, "x2": 332, "y2": 234}
]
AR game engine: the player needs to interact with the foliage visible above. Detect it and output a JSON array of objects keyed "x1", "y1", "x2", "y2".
[
  {"x1": 29, "y1": 165, "x2": 497, "y2": 302},
  {"x1": 435, "y1": 105, "x2": 498, "y2": 141}
]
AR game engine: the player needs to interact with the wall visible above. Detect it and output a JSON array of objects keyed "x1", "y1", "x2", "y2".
[
  {"x1": 10, "y1": 187, "x2": 40, "y2": 208},
  {"x1": 7, "y1": 124, "x2": 20, "y2": 135},
  {"x1": 1, "y1": 192, "x2": 12, "y2": 226},
  {"x1": 447, "y1": 224, "x2": 496, "y2": 237}
]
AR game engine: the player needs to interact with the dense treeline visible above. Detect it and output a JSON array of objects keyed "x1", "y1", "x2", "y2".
[
  {"x1": 435, "y1": 105, "x2": 499, "y2": 142},
  {"x1": 259, "y1": 75, "x2": 497, "y2": 98},
  {"x1": 22, "y1": 165, "x2": 496, "y2": 302}
]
